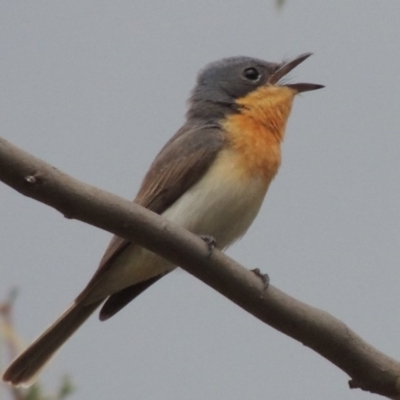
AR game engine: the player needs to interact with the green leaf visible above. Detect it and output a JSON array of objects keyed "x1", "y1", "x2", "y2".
[
  {"x1": 276, "y1": 0, "x2": 286, "y2": 10},
  {"x1": 57, "y1": 375, "x2": 75, "y2": 399}
]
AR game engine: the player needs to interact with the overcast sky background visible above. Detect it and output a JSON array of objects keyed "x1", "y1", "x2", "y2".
[{"x1": 1, "y1": 1, "x2": 400, "y2": 399}]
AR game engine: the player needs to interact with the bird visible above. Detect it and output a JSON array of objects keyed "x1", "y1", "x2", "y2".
[{"x1": 2, "y1": 53, "x2": 323, "y2": 386}]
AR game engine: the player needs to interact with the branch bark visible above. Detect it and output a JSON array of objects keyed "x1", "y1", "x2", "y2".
[{"x1": 0, "y1": 136, "x2": 399, "y2": 398}]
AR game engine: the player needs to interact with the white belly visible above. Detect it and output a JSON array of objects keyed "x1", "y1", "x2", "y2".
[
  {"x1": 88, "y1": 148, "x2": 272, "y2": 300},
  {"x1": 162, "y1": 149, "x2": 270, "y2": 249}
]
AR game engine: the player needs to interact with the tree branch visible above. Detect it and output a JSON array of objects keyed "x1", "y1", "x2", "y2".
[{"x1": 0, "y1": 136, "x2": 399, "y2": 398}]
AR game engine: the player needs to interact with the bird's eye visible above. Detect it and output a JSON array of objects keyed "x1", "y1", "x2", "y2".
[{"x1": 242, "y1": 67, "x2": 261, "y2": 82}]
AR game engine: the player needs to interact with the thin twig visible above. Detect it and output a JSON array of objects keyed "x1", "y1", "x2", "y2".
[{"x1": 0, "y1": 136, "x2": 399, "y2": 398}]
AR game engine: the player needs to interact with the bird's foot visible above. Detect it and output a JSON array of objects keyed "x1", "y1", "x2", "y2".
[
  {"x1": 200, "y1": 235, "x2": 217, "y2": 256},
  {"x1": 251, "y1": 268, "x2": 270, "y2": 290}
]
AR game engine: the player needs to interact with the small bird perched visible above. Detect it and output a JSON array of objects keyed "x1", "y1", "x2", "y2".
[{"x1": 2, "y1": 53, "x2": 323, "y2": 386}]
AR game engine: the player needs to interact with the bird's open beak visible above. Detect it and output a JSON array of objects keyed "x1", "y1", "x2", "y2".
[{"x1": 268, "y1": 53, "x2": 324, "y2": 93}]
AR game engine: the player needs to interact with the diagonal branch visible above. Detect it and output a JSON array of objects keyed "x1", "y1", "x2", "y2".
[{"x1": 0, "y1": 136, "x2": 399, "y2": 398}]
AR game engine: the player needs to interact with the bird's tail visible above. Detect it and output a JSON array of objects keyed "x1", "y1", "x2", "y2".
[{"x1": 2, "y1": 299, "x2": 102, "y2": 387}]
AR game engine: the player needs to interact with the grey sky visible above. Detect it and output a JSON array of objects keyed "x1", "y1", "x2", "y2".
[{"x1": 1, "y1": 1, "x2": 400, "y2": 399}]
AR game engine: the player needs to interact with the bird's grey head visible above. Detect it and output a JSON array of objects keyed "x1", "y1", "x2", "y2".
[
  {"x1": 186, "y1": 54, "x2": 324, "y2": 124},
  {"x1": 187, "y1": 56, "x2": 279, "y2": 121}
]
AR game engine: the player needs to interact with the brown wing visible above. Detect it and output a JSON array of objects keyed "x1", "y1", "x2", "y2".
[
  {"x1": 78, "y1": 124, "x2": 224, "y2": 316},
  {"x1": 99, "y1": 123, "x2": 224, "y2": 270}
]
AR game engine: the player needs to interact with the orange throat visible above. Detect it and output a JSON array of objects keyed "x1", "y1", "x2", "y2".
[{"x1": 222, "y1": 85, "x2": 296, "y2": 182}]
